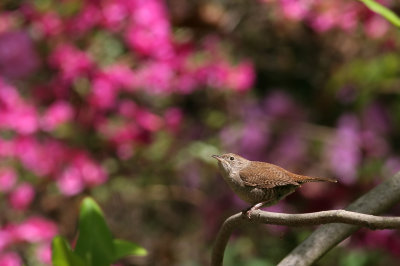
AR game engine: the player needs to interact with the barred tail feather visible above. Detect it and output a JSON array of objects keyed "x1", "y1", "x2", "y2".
[{"x1": 293, "y1": 174, "x2": 338, "y2": 183}]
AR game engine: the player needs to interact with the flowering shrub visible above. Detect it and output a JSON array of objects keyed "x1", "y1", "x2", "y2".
[
  {"x1": 0, "y1": 0, "x2": 254, "y2": 264},
  {"x1": 261, "y1": 0, "x2": 392, "y2": 38},
  {"x1": 1, "y1": 0, "x2": 400, "y2": 264}
]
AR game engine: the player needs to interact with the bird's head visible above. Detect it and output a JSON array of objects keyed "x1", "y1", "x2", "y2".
[{"x1": 212, "y1": 153, "x2": 249, "y2": 174}]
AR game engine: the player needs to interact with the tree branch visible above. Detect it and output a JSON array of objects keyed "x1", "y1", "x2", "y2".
[
  {"x1": 278, "y1": 171, "x2": 400, "y2": 266},
  {"x1": 211, "y1": 172, "x2": 400, "y2": 266}
]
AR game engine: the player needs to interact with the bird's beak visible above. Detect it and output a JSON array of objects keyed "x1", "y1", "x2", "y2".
[{"x1": 212, "y1": 155, "x2": 222, "y2": 161}]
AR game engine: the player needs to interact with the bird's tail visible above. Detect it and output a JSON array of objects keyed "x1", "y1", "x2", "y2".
[{"x1": 292, "y1": 174, "x2": 338, "y2": 183}]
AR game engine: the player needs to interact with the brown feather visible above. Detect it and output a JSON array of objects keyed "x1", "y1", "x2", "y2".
[
  {"x1": 291, "y1": 174, "x2": 338, "y2": 183},
  {"x1": 239, "y1": 161, "x2": 300, "y2": 189}
]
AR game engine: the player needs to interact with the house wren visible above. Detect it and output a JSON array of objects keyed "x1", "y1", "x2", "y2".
[{"x1": 212, "y1": 153, "x2": 337, "y2": 218}]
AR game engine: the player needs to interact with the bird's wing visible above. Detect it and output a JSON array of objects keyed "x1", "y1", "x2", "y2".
[{"x1": 239, "y1": 162, "x2": 299, "y2": 189}]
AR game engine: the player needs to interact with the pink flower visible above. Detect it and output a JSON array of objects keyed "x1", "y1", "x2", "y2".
[
  {"x1": 0, "y1": 80, "x2": 23, "y2": 108},
  {"x1": 0, "y1": 31, "x2": 40, "y2": 80},
  {"x1": 310, "y1": 11, "x2": 336, "y2": 32},
  {"x1": 101, "y1": 1, "x2": 128, "y2": 30},
  {"x1": 36, "y1": 242, "x2": 52, "y2": 265},
  {"x1": 0, "y1": 138, "x2": 14, "y2": 158},
  {"x1": 135, "y1": 61, "x2": 174, "y2": 93},
  {"x1": 125, "y1": 23, "x2": 173, "y2": 58},
  {"x1": 65, "y1": 3, "x2": 101, "y2": 35},
  {"x1": 73, "y1": 155, "x2": 107, "y2": 186},
  {"x1": 8, "y1": 183, "x2": 35, "y2": 210},
  {"x1": 0, "y1": 13, "x2": 14, "y2": 34},
  {"x1": 227, "y1": 61, "x2": 255, "y2": 92},
  {"x1": 326, "y1": 114, "x2": 361, "y2": 185},
  {"x1": 199, "y1": 62, "x2": 229, "y2": 89},
  {"x1": 0, "y1": 168, "x2": 17, "y2": 193},
  {"x1": 89, "y1": 77, "x2": 118, "y2": 110},
  {"x1": 365, "y1": 15, "x2": 389, "y2": 39},
  {"x1": 41, "y1": 101, "x2": 74, "y2": 131},
  {"x1": 279, "y1": 0, "x2": 309, "y2": 21},
  {"x1": 135, "y1": 108, "x2": 163, "y2": 132},
  {"x1": 124, "y1": 1, "x2": 173, "y2": 58},
  {"x1": 15, "y1": 137, "x2": 59, "y2": 176},
  {"x1": 49, "y1": 44, "x2": 92, "y2": 81},
  {"x1": 15, "y1": 217, "x2": 57, "y2": 243},
  {"x1": 0, "y1": 227, "x2": 14, "y2": 251},
  {"x1": 118, "y1": 100, "x2": 138, "y2": 118},
  {"x1": 34, "y1": 12, "x2": 63, "y2": 37},
  {"x1": 57, "y1": 166, "x2": 84, "y2": 196},
  {"x1": 0, "y1": 252, "x2": 22, "y2": 266},
  {"x1": 164, "y1": 108, "x2": 182, "y2": 133},
  {"x1": 104, "y1": 64, "x2": 135, "y2": 89},
  {"x1": 1, "y1": 103, "x2": 39, "y2": 135}
]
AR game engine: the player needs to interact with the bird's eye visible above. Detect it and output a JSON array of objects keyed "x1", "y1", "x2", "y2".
[{"x1": 230, "y1": 157, "x2": 234, "y2": 161}]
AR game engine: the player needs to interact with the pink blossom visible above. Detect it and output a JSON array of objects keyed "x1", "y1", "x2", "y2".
[
  {"x1": 8, "y1": 183, "x2": 35, "y2": 210},
  {"x1": 57, "y1": 166, "x2": 84, "y2": 196},
  {"x1": 0, "y1": 31, "x2": 40, "y2": 80},
  {"x1": 65, "y1": 3, "x2": 101, "y2": 35},
  {"x1": 7, "y1": 105, "x2": 39, "y2": 135},
  {"x1": 0, "y1": 252, "x2": 22, "y2": 266},
  {"x1": 164, "y1": 108, "x2": 183, "y2": 133},
  {"x1": 279, "y1": 0, "x2": 309, "y2": 21},
  {"x1": 14, "y1": 137, "x2": 57, "y2": 176},
  {"x1": 175, "y1": 73, "x2": 198, "y2": 94},
  {"x1": 73, "y1": 155, "x2": 107, "y2": 186},
  {"x1": 326, "y1": 114, "x2": 361, "y2": 185},
  {"x1": 97, "y1": 118, "x2": 135, "y2": 143},
  {"x1": 365, "y1": 15, "x2": 389, "y2": 39},
  {"x1": 135, "y1": 62, "x2": 174, "y2": 93},
  {"x1": 33, "y1": 12, "x2": 62, "y2": 37},
  {"x1": 41, "y1": 101, "x2": 74, "y2": 131},
  {"x1": 0, "y1": 168, "x2": 17, "y2": 192},
  {"x1": 49, "y1": 44, "x2": 92, "y2": 81},
  {"x1": 101, "y1": 1, "x2": 128, "y2": 30},
  {"x1": 135, "y1": 108, "x2": 163, "y2": 132},
  {"x1": 118, "y1": 100, "x2": 138, "y2": 118},
  {"x1": 104, "y1": 64, "x2": 135, "y2": 89},
  {"x1": 0, "y1": 13, "x2": 15, "y2": 34},
  {"x1": 125, "y1": 1, "x2": 173, "y2": 58},
  {"x1": 309, "y1": 11, "x2": 336, "y2": 32},
  {"x1": 199, "y1": 62, "x2": 229, "y2": 89},
  {"x1": 0, "y1": 83, "x2": 39, "y2": 135},
  {"x1": 0, "y1": 227, "x2": 14, "y2": 251},
  {"x1": 0, "y1": 80, "x2": 22, "y2": 108},
  {"x1": 15, "y1": 217, "x2": 57, "y2": 243},
  {"x1": 125, "y1": 23, "x2": 173, "y2": 58},
  {"x1": 226, "y1": 61, "x2": 255, "y2": 92},
  {"x1": 89, "y1": 77, "x2": 118, "y2": 110},
  {"x1": 36, "y1": 242, "x2": 52, "y2": 265},
  {"x1": 0, "y1": 138, "x2": 14, "y2": 158}
]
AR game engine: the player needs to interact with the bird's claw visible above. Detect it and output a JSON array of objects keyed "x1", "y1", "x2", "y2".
[{"x1": 242, "y1": 209, "x2": 253, "y2": 219}]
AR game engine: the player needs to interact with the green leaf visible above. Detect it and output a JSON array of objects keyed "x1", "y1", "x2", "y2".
[
  {"x1": 113, "y1": 239, "x2": 147, "y2": 261},
  {"x1": 52, "y1": 236, "x2": 87, "y2": 266},
  {"x1": 359, "y1": 0, "x2": 400, "y2": 27},
  {"x1": 74, "y1": 197, "x2": 115, "y2": 266}
]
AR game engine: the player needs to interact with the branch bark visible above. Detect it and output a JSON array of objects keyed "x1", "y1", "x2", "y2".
[{"x1": 211, "y1": 172, "x2": 400, "y2": 266}]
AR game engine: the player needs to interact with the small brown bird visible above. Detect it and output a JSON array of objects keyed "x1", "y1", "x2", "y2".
[{"x1": 212, "y1": 153, "x2": 337, "y2": 218}]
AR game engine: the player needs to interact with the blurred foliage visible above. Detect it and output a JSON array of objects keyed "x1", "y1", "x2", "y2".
[{"x1": 52, "y1": 197, "x2": 146, "y2": 266}]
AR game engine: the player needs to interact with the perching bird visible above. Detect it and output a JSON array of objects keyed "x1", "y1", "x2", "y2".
[{"x1": 212, "y1": 153, "x2": 337, "y2": 218}]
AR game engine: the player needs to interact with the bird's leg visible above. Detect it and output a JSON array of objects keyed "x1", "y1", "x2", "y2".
[{"x1": 242, "y1": 201, "x2": 271, "y2": 219}]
